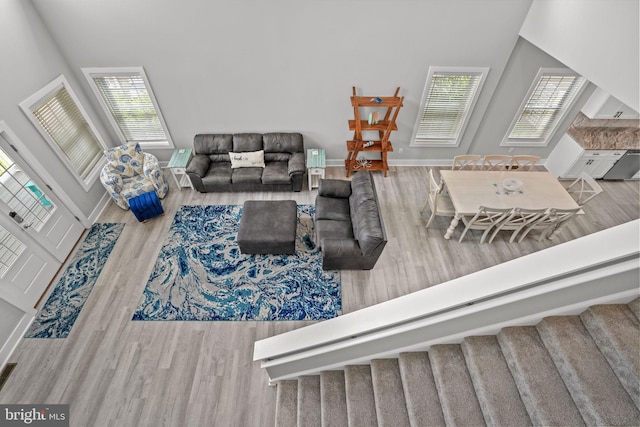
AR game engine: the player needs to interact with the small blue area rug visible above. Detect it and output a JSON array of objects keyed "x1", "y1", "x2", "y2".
[
  {"x1": 24, "y1": 223, "x2": 125, "y2": 338},
  {"x1": 132, "y1": 204, "x2": 341, "y2": 321}
]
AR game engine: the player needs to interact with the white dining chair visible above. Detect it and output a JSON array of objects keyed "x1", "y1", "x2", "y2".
[
  {"x1": 458, "y1": 206, "x2": 512, "y2": 243},
  {"x1": 565, "y1": 171, "x2": 604, "y2": 205},
  {"x1": 482, "y1": 155, "x2": 512, "y2": 171},
  {"x1": 421, "y1": 168, "x2": 455, "y2": 229},
  {"x1": 452, "y1": 155, "x2": 482, "y2": 171},
  {"x1": 488, "y1": 207, "x2": 547, "y2": 243},
  {"x1": 516, "y1": 207, "x2": 581, "y2": 242},
  {"x1": 510, "y1": 155, "x2": 540, "y2": 171}
]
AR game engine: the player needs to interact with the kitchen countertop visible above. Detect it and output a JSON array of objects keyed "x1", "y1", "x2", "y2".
[{"x1": 567, "y1": 113, "x2": 640, "y2": 150}]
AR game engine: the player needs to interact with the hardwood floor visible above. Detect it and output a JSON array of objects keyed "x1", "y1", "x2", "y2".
[{"x1": 1, "y1": 167, "x2": 638, "y2": 427}]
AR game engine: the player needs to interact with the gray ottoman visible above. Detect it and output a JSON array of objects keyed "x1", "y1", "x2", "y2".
[{"x1": 237, "y1": 200, "x2": 297, "y2": 254}]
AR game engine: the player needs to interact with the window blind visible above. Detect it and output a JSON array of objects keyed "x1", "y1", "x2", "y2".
[
  {"x1": 508, "y1": 74, "x2": 585, "y2": 141},
  {"x1": 91, "y1": 74, "x2": 168, "y2": 144},
  {"x1": 415, "y1": 72, "x2": 484, "y2": 144},
  {"x1": 32, "y1": 87, "x2": 103, "y2": 179}
]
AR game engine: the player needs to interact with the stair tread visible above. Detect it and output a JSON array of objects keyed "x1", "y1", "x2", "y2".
[
  {"x1": 462, "y1": 336, "x2": 532, "y2": 426},
  {"x1": 581, "y1": 304, "x2": 640, "y2": 409},
  {"x1": 497, "y1": 326, "x2": 586, "y2": 426},
  {"x1": 298, "y1": 376, "x2": 321, "y2": 427},
  {"x1": 628, "y1": 297, "x2": 640, "y2": 321},
  {"x1": 344, "y1": 365, "x2": 378, "y2": 427},
  {"x1": 398, "y1": 352, "x2": 445, "y2": 427},
  {"x1": 320, "y1": 371, "x2": 348, "y2": 427},
  {"x1": 429, "y1": 344, "x2": 486, "y2": 426},
  {"x1": 537, "y1": 316, "x2": 640, "y2": 426},
  {"x1": 370, "y1": 359, "x2": 410, "y2": 427},
  {"x1": 275, "y1": 380, "x2": 298, "y2": 427}
]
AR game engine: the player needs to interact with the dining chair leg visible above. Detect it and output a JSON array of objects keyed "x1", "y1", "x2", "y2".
[
  {"x1": 488, "y1": 225, "x2": 504, "y2": 243},
  {"x1": 509, "y1": 226, "x2": 526, "y2": 243},
  {"x1": 458, "y1": 226, "x2": 471, "y2": 243},
  {"x1": 479, "y1": 227, "x2": 493, "y2": 244},
  {"x1": 517, "y1": 225, "x2": 535, "y2": 243},
  {"x1": 425, "y1": 210, "x2": 436, "y2": 229}
]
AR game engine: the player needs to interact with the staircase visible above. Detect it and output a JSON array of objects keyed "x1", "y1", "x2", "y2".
[{"x1": 274, "y1": 299, "x2": 640, "y2": 426}]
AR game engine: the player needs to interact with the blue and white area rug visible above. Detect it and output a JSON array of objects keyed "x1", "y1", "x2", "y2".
[
  {"x1": 132, "y1": 204, "x2": 341, "y2": 321},
  {"x1": 24, "y1": 223, "x2": 125, "y2": 339}
]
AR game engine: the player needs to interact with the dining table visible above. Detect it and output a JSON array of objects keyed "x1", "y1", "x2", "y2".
[{"x1": 439, "y1": 170, "x2": 582, "y2": 240}]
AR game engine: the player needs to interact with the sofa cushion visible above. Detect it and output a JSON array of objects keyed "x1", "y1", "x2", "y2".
[
  {"x1": 233, "y1": 133, "x2": 263, "y2": 152},
  {"x1": 315, "y1": 196, "x2": 351, "y2": 221},
  {"x1": 232, "y1": 167, "x2": 263, "y2": 184},
  {"x1": 194, "y1": 134, "x2": 233, "y2": 155},
  {"x1": 202, "y1": 162, "x2": 232, "y2": 185},
  {"x1": 209, "y1": 154, "x2": 232, "y2": 162},
  {"x1": 264, "y1": 152, "x2": 291, "y2": 162},
  {"x1": 315, "y1": 219, "x2": 354, "y2": 244},
  {"x1": 262, "y1": 161, "x2": 290, "y2": 184},
  {"x1": 229, "y1": 150, "x2": 265, "y2": 168},
  {"x1": 319, "y1": 179, "x2": 352, "y2": 198},
  {"x1": 263, "y1": 133, "x2": 304, "y2": 153}
]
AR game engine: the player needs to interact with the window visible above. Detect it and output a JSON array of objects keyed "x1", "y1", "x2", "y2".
[
  {"x1": 411, "y1": 67, "x2": 488, "y2": 147},
  {"x1": 20, "y1": 75, "x2": 107, "y2": 191},
  {"x1": 502, "y1": 68, "x2": 586, "y2": 146},
  {"x1": 82, "y1": 67, "x2": 173, "y2": 149}
]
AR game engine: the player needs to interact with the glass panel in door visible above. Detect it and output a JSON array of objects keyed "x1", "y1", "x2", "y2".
[
  {"x1": 0, "y1": 148, "x2": 56, "y2": 232},
  {"x1": 0, "y1": 133, "x2": 84, "y2": 263}
]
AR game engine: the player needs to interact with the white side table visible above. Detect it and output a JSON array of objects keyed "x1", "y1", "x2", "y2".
[
  {"x1": 168, "y1": 148, "x2": 194, "y2": 190},
  {"x1": 306, "y1": 148, "x2": 326, "y2": 190}
]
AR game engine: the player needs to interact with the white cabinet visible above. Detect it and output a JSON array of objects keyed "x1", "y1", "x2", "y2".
[
  {"x1": 564, "y1": 150, "x2": 626, "y2": 178},
  {"x1": 582, "y1": 87, "x2": 639, "y2": 120},
  {"x1": 546, "y1": 134, "x2": 626, "y2": 179}
]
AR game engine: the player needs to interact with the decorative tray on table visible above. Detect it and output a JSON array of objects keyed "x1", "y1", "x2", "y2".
[{"x1": 502, "y1": 177, "x2": 523, "y2": 192}]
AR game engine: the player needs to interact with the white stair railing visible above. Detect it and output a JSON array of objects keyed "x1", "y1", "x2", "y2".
[{"x1": 254, "y1": 220, "x2": 640, "y2": 383}]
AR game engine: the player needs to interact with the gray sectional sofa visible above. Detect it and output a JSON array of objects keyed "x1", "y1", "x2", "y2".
[
  {"x1": 186, "y1": 133, "x2": 305, "y2": 192},
  {"x1": 314, "y1": 171, "x2": 387, "y2": 270}
]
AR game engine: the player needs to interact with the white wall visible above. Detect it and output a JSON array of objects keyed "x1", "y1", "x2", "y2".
[
  {"x1": 473, "y1": 37, "x2": 596, "y2": 156},
  {"x1": 0, "y1": 0, "x2": 113, "y2": 220},
  {"x1": 520, "y1": 0, "x2": 639, "y2": 112},
  {"x1": 31, "y1": 0, "x2": 536, "y2": 162}
]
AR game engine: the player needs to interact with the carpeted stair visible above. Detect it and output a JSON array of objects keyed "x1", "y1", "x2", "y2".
[{"x1": 274, "y1": 299, "x2": 640, "y2": 426}]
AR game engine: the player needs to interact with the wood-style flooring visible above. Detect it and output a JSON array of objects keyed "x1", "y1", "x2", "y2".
[{"x1": 1, "y1": 166, "x2": 638, "y2": 427}]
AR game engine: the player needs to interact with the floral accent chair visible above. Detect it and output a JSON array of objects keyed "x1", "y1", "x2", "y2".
[{"x1": 100, "y1": 142, "x2": 169, "y2": 210}]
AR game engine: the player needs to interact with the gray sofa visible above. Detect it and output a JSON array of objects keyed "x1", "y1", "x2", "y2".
[
  {"x1": 314, "y1": 171, "x2": 387, "y2": 270},
  {"x1": 186, "y1": 133, "x2": 305, "y2": 192}
]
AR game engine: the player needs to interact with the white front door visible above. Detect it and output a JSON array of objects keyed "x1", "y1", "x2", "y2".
[
  {"x1": 0, "y1": 134, "x2": 85, "y2": 263},
  {"x1": 0, "y1": 219, "x2": 60, "y2": 310},
  {"x1": 0, "y1": 129, "x2": 85, "y2": 310}
]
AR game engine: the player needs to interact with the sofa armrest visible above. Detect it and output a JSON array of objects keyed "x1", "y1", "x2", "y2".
[
  {"x1": 288, "y1": 152, "x2": 306, "y2": 176},
  {"x1": 318, "y1": 179, "x2": 352, "y2": 198},
  {"x1": 321, "y1": 239, "x2": 361, "y2": 257},
  {"x1": 186, "y1": 154, "x2": 211, "y2": 178}
]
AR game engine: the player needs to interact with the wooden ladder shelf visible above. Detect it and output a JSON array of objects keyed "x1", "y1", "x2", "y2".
[{"x1": 345, "y1": 86, "x2": 403, "y2": 177}]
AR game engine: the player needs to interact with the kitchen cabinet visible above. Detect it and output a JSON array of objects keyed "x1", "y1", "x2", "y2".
[
  {"x1": 581, "y1": 87, "x2": 639, "y2": 120},
  {"x1": 546, "y1": 134, "x2": 626, "y2": 179},
  {"x1": 563, "y1": 150, "x2": 626, "y2": 178}
]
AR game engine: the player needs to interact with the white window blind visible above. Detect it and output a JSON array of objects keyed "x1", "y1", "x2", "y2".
[
  {"x1": 32, "y1": 86, "x2": 103, "y2": 180},
  {"x1": 412, "y1": 68, "x2": 487, "y2": 146},
  {"x1": 505, "y1": 70, "x2": 586, "y2": 145},
  {"x1": 84, "y1": 68, "x2": 172, "y2": 148}
]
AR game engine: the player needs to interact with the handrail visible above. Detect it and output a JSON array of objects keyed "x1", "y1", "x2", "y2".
[{"x1": 254, "y1": 220, "x2": 640, "y2": 382}]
